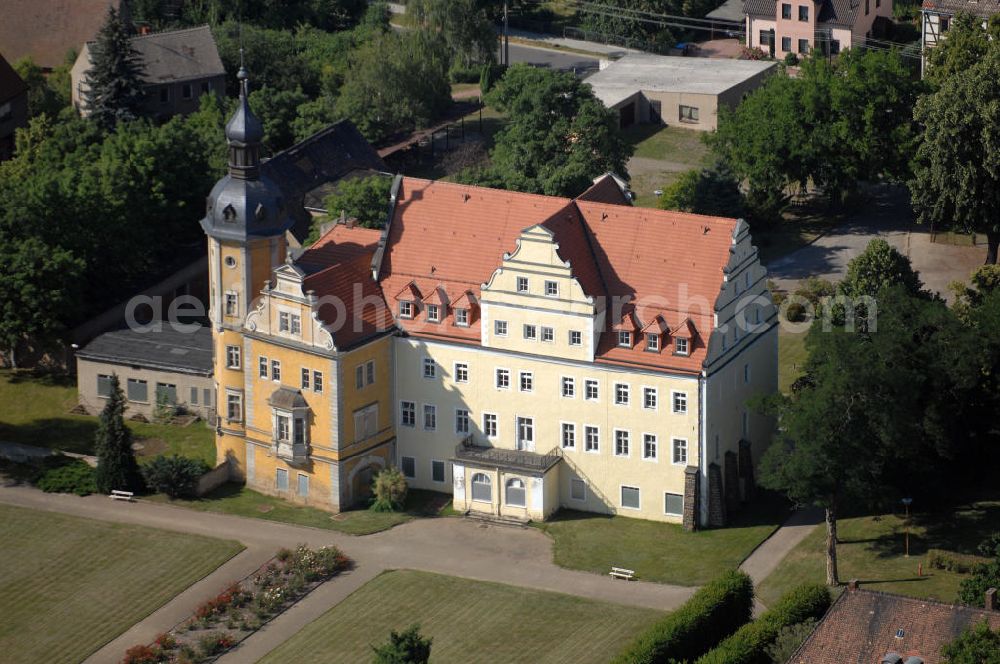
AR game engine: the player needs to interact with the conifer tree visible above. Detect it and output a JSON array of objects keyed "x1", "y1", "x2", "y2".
[
  {"x1": 94, "y1": 374, "x2": 143, "y2": 493},
  {"x1": 84, "y1": 7, "x2": 145, "y2": 129}
]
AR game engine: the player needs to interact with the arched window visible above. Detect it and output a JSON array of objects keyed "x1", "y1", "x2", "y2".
[
  {"x1": 471, "y1": 472, "x2": 492, "y2": 503},
  {"x1": 505, "y1": 478, "x2": 526, "y2": 507}
]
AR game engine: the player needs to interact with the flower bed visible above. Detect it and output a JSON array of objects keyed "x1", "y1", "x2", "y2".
[{"x1": 121, "y1": 545, "x2": 350, "y2": 663}]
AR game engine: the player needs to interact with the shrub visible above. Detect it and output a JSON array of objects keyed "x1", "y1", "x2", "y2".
[
  {"x1": 611, "y1": 570, "x2": 754, "y2": 664},
  {"x1": 197, "y1": 632, "x2": 236, "y2": 657},
  {"x1": 370, "y1": 467, "x2": 408, "y2": 512},
  {"x1": 449, "y1": 63, "x2": 482, "y2": 83},
  {"x1": 929, "y1": 550, "x2": 975, "y2": 574},
  {"x1": 153, "y1": 633, "x2": 176, "y2": 650},
  {"x1": 121, "y1": 644, "x2": 160, "y2": 664},
  {"x1": 141, "y1": 455, "x2": 210, "y2": 499},
  {"x1": 36, "y1": 459, "x2": 97, "y2": 496},
  {"x1": 764, "y1": 618, "x2": 817, "y2": 664},
  {"x1": 783, "y1": 52, "x2": 799, "y2": 66},
  {"x1": 695, "y1": 583, "x2": 830, "y2": 664},
  {"x1": 372, "y1": 624, "x2": 432, "y2": 664}
]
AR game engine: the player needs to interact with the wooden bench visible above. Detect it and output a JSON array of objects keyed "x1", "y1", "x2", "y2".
[
  {"x1": 109, "y1": 490, "x2": 134, "y2": 502},
  {"x1": 609, "y1": 566, "x2": 635, "y2": 581}
]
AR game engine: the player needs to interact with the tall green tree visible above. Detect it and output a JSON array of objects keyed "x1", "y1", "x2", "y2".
[
  {"x1": 308, "y1": 174, "x2": 393, "y2": 243},
  {"x1": 408, "y1": 0, "x2": 497, "y2": 68},
  {"x1": 941, "y1": 621, "x2": 1000, "y2": 664},
  {"x1": 249, "y1": 85, "x2": 310, "y2": 154},
  {"x1": 371, "y1": 624, "x2": 431, "y2": 664},
  {"x1": 84, "y1": 7, "x2": 146, "y2": 129},
  {"x1": 838, "y1": 238, "x2": 924, "y2": 300},
  {"x1": 94, "y1": 375, "x2": 143, "y2": 494},
  {"x1": 13, "y1": 57, "x2": 71, "y2": 118},
  {"x1": 924, "y1": 12, "x2": 1000, "y2": 87},
  {"x1": 912, "y1": 46, "x2": 1000, "y2": 263}
]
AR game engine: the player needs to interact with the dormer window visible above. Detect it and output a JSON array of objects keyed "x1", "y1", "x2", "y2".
[
  {"x1": 222, "y1": 204, "x2": 237, "y2": 223},
  {"x1": 455, "y1": 308, "x2": 469, "y2": 326},
  {"x1": 675, "y1": 337, "x2": 689, "y2": 356},
  {"x1": 279, "y1": 311, "x2": 302, "y2": 335},
  {"x1": 646, "y1": 333, "x2": 660, "y2": 352},
  {"x1": 399, "y1": 301, "x2": 413, "y2": 319},
  {"x1": 426, "y1": 304, "x2": 440, "y2": 322},
  {"x1": 618, "y1": 330, "x2": 632, "y2": 348}
]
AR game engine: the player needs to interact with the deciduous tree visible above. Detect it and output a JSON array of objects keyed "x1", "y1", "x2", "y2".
[
  {"x1": 408, "y1": 0, "x2": 497, "y2": 68},
  {"x1": 941, "y1": 621, "x2": 1000, "y2": 664},
  {"x1": 308, "y1": 174, "x2": 393, "y2": 243},
  {"x1": 372, "y1": 624, "x2": 432, "y2": 664}
]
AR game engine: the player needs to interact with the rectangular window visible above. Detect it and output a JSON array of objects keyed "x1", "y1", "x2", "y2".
[
  {"x1": 401, "y1": 456, "x2": 416, "y2": 479},
  {"x1": 291, "y1": 314, "x2": 301, "y2": 335},
  {"x1": 495, "y1": 368, "x2": 510, "y2": 389},
  {"x1": 366, "y1": 360, "x2": 375, "y2": 385},
  {"x1": 781, "y1": 36, "x2": 792, "y2": 52},
  {"x1": 798, "y1": 4, "x2": 808, "y2": 20},
  {"x1": 401, "y1": 401, "x2": 416, "y2": 427},
  {"x1": 665, "y1": 492, "x2": 684, "y2": 516},
  {"x1": 517, "y1": 416, "x2": 534, "y2": 450},
  {"x1": 830, "y1": 39, "x2": 841, "y2": 54},
  {"x1": 643, "y1": 387, "x2": 657, "y2": 410},
  {"x1": 679, "y1": 105, "x2": 699, "y2": 123},
  {"x1": 423, "y1": 357, "x2": 436, "y2": 379},
  {"x1": 271, "y1": 360, "x2": 281, "y2": 381},
  {"x1": 798, "y1": 38, "x2": 809, "y2": 54},
  {"x1": 675, "y1": 337, "x2": 689, "y2": 355},
  {"x1": 455, "y1": 362, "x2": 469, "y2": 383},
  {"x1": 744, "y1": 363, "x2": 751, "y2": 384},
  {"x1": 544, "y1": 280, "x2": 558, "y2": 296},
  {"x1": 516, "y1": 276, "x2": 529, "y2": 293},
  {"x1": 423, "y1": 404, "x2": 437, "y2": 430},
  {"x1": 203, "y1": 388, "x2": 212, "y2": 406},
  {"x1": 127, "y1": 378, "x2": 148, "y2": 402},
  {"x1": 455, "y1": 409, "x2": 470, "y2": 434},
  {"x1": 615, "y1": 430, "x2": 630, "y2": 457},
  {"x1": 297, "y1": 473, "x2": 309, "y2": 497},
  {"x1": 617, "y1": 330, "x2": 632, "y2": 348},
  {"x1": 355, "y1": 365, "x2": 365, "y2": 389},
  {"x1": 759, "y1": 29, "x2": 772, "y2": 47},
  {"x1": 585, "y1": 426, "x2": 600, "y2": 452},
  {"x1": 279, "y1": 311, "x2": 290, "y2": 332},
  {"x1": 494, "y1": 320, "x2": 508, "y2": 336},
  {"x1": 781, "y1": 2, "x2": 791, "y2": 18},
  {"x1": 399, "y1": 301, "x2": 413, "y2": 319},
  {"x1": 226, "y1": 392, "x2": 242, "y2": 421},
  {"x1": 97, "y1": 374, "x2": 112, "y2": 398},
  {"x1": 426, "y1": 304, "x2": 440, "y2": 322},
  {"x1": 561, "y1": 376, "x2": 575, "y2": 398},
  {"x1": 646, "y1": 333, "x2": 659, "y2": 352},
  {"x1": 190, "y1": 387, "x2": 199, "y2": 405},
  {"x1": 276, "y1": 468, "x2": 288, "y2": 491},
  {"x1": 523, "y1": 324, "x2": 537, "y2": 341},
  {"x1": 455, "y1": 308, "x2": 469, "y2": 326},
  {"x1": 621, "y1": 486, "x2": 641, "y2": 510},
  {"x1": 483, "y1": 413, "x2": 498, "y2": 438},
  {"x1": 585, "y1": 379, "x2": 599, "y2": 401},
  {"x1": 673, "y1": 438, "x2": 688, "y2": 465},
  {"x1": 259, "y1": 356, "x2": 268, "y2": 378},
  {"x1": 519, "y1": 371, "x2": 533, "y2": 392},
  {"x1": 156, "y1": 383, "x2": 177, "y2": 404},
  {"x1": 276, "y1": 414, "x2": 291, "y2": 442},
  {"x1": 226, "y1": 345, "x2": 241, "y2": 369},
  {"x1": 941, "y1": 17, "x2": 950, "y2": 32},
  {"x1": 644, "y1": 434, "x2": 658, "y2": 460},
  {"x1": 541, "y1": 326, "x2": 554, "y2": 342},
  {"x1": 301, "y1": 368, "x2": 310, "y2": 390},
  {"x1": 673, "y1": 391, "x2": 688, "y2": 414},
  {"x1": 569, "y1": 330, "x2": 582, "y2": 346},
  {"x1": 432, "y1": 460, "x2": 446, "y2": 483},
  {"x1": 200, "y1": 81, "x2": 210, "y2": 94},
  {"x1": 562, "y1": 422, "x2": 576, "y2": 449},
  {"x1": 865, "y1": 0, "x2": 869, "y2": 14},
  {"x1": 182, "y1": 83, "x2": 192, "y2": 99},
  {"x1": 615, "y1": 383, "x2": 630, "y2": 406},
  {"x1": 313, "y1": 371, "x2": 323, "y2": 393}
]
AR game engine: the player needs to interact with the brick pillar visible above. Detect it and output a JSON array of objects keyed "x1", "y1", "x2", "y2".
[
  {"x1": 739, "y1": 439, "x2": 755, "y2": 502},
  {"x1": 707, "y1": 463, "x2": 726, "y2": 527},
  {"x1": 683, "y1": 465, "x2": 700, "y2": 531},
  {"x1": 724, "y1": 450, "x2": 740, "y2": 516}
]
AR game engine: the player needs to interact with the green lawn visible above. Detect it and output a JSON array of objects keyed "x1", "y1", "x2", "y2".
[
  {"x1": 0, "y1": 503, "x2": 243, "y2": 664},
  {"x1": 779, "y1": 326, "x2": 809, "y2": 394},
  {"x1": 535, "y1": 494, "x2": 790, "y2": 586},
  {"x1": 756, "y1": 498, "x2": 1000, "y2": 607},
  {"x1": 0, "y1": 370, "x2": 216, "y2": 466},
  {"x1": 623, "y1": 125, "x2": 713, "y2": 209},
  {"x1": 260, "y1": 570, "x2": 661, "y2": 664},
  {"x1": 148, "y1": 483, "x2": 453, "y2": 536}
]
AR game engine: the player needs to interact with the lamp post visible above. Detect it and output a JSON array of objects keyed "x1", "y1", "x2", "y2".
[{"x1": 902, "y1": 497, "x2": 913, "y2": 558}]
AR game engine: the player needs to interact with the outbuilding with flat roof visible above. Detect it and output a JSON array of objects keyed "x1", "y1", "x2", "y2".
[{"x1": 585, "y1": 53, "x2": 777, "y2": 131}]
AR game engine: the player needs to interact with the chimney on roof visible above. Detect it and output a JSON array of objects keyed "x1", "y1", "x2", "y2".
[
  {"x1": 346, "y1": 217, "x2": 356, "y2": 229},
  {"x1": 987, "y1": 587, "x2": 998, "y2": 611},
  {"x1": 847, "y1": 579, "x2": 859, "y2": 591}
]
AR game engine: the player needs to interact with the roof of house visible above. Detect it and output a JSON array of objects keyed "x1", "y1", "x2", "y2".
[
  {"x1": 126, "y1": 25, "x2": 224, "y2": 85},
  {"x1": 791, "y1": 587, "x2": 1000, "y2": 664},
  {"x1": 708, "y1": 0, "x2": 748, "y2": 21},
  {"x1": 585, "y1": 53, "x2": 777, "y2": 108},
  {"x1": 744, "y1": 0, "x2": 864, "y2": 25},
  {"x1": 921, "y1": 0, "x2": 1000, "y2": 17},
  {"x1": 0, "y1": 0, "x2": 120, "y2": 70},
  {"x1": 76, "y1": 325, "x2": 213, "y2": 375},
  {"x1": 0, "y1": 53, "x2": 28, "y2": 105},
  {"x1": 294, "y1": 175, "x2": 741, "y2": 373}
]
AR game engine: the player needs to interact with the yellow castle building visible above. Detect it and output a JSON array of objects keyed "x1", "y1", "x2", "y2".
[{"x1": 202, "y1": 70, "x2": 778, "y2": 530}]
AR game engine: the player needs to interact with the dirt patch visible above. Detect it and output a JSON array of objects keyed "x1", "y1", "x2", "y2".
[
  {"x1": 134, "y1": 437, "x2": 167, "y2": 457},
  {"x1": 257, "y1": 505, "x2": 274, "y2": 514}
]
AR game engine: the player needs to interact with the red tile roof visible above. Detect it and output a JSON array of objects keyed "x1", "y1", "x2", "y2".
[
  {"x1": 792, "y1": 587, "x2": 1000, "y2": 664},
  {"x1": 0, "y1": 0, "x2": 120, "y2": 70}
]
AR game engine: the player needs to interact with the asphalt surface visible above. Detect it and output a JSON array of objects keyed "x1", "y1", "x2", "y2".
[{"x1": 502, "y1": 42, "x2": 602, "y2": 76}]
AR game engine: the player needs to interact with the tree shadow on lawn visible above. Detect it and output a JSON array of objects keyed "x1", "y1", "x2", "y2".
[{"x1": 0, "y1": 417, "x2": 98, "y2": 455}]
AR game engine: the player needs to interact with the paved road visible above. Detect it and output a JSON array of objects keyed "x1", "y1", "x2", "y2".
[
  {"x1": 740, "y1": 507, "x2": 823, "y2": 588},
  {"x1": 504, "y1": 42, "x2": 602, "y2": 75}
]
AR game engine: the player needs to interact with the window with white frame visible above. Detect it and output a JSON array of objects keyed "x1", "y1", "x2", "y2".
[
  {"x1": 455, "y1": 409, "x2": 470, "y2": 434},
  {"x1": 423, "y1": 357, "x2": 436, "y2": 379},
  {"x1": 585, "y1": 425, "x2": 600, "y2": 452},
  {"x1": 673, "y1": 391, "x2": 688, "y2": 414},
  {"x1": 455, "y1": 308, "x2": 469, "y2": 326},
  {"x1": 516, "y1": 416, "x2": 534, "y2": 450},
  {"x1": 399, "y1": 301, "x2": 414, "y2": 319},
  {"x1": 313, "y1": 371, "x2": 323, "y2": 393},
  {"x1": 646, "y1": 333, "x2": 660, "y2": 352},
  {"x1": 516, "y1": 276, "x2": 529, "y2": 293},
  {"x1": 423, "y1": 404, "x2": 436, "y2": 430},
  {"x1": 471, "y1": 473, "x2": 492, "y2": 502},
  {"x1": 355, "y1": 365, "x2": 365, "y2": 389},
  {"x1": 483, "y1": 412, "x2": 498, "y2": 438},
  {"x1": 226, "y1": 391, "x2": 243, "y2": 422},
  {"x1": 519, "y1": 371, "x2": 533, "y2": 392},
  {"x1": 366, "y1": 360, "x2": 375, "y2": 385},
  {"x1": 97, "y1": 374, "x2": 112, "y2": 398},
  {"x1": 301, "y1": 368, "x2": 310, "y2": 390},
  {"x1": 225, "y1": 291, "x2": 238, "y2": 316},
  {"x1": 127, "y1": 379, "x2": 148, "y2": 402},
  {"x1": 226, "y1": 345, "x2": 241, "y2": 369},
  {"x1": 617, "y1": 330, "x2": 632, "y2": 348},
  {"x1": 455, "y1": 362, "x2": 469, "y2": 383},
  {"x1": 569, "y1": 330, "x2": 582, "y2": 346},
  {"x1": 675, "y1": 337, "x2": 689, "y2": 355},
  {"x1": 426, "y1": 304, "x2": 440, "y2": 322},
  {"x1": 643, "y1": 387, "x2": 657, "y2": 410},
  {"x1": 615, "y1": 430, "x2": 630, "y2": 457},
  {"x1": 585, "y1": 379, "x2": 599, "y2": 401},
  {"x1": 615, "y1": 383, "x2": 630, "y2": 406},
  {"x1": 562, "y1": 422, "x2": 576, "y2": 449},
  {"x1": 270, "y1": 360, "x2": 281, "y2": 381},
  {"x1": 190, "y1": 387, "x2": 199, "y2": 405},
  {"x1": 495, "y1": 368, "x2": 510, "y2": 389},
  {"x1": 354, "y1": 403, "x2": 378, "y2": 442},
  {"x1": 643, "y1": 434, "x2": 658, "y2": 460},
  {"x1": 672, "y1": 438, "x2": 688, "y2": 465},
  {"x1": 665, "y1": 492, "x2": 684, "y2": 516},
  {"x1": 291, "y1": 313, "x2": 302, "y2": 334},
  {"x1": 276, "y1": 468, "x2": 288, "y2": 491},
  {"x1": 401, "y1": 401, "x2": 416, "y2": 427},
  {"x1": 494, "y1": 320, "x2": 508, "y2": 336},
  {"x1": 541, "y1": 326, "x2": 554, "y2": 342},
  {"x1": 561, "y1": 376, "x2": 575, "y2": 398},
  {"x1": 505, "y1": 478, "x2": 526, "y2": 507},
  {"x1": 432, "y1": 460, "x2": 446, "y2": 483},
  {"x1": 544, "y1": 280, "x2": 558, "y2": 297},
  {"x1": 259, "y1": 356, "x2": 268, "y2": 378},
  {"x1": 621, "y1": 485, "x2": 641, "y2": 510},
  {"x1": 523, "y1": 324, "x2": 537, "y2": 341},
  {"x1": 571, "y1": 478, "x2": 586, "y2": 501},
  {"x1": 401, "y1": 456, "x2": 416, "y2": 479}
]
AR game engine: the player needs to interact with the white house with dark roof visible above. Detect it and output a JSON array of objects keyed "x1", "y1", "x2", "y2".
[
  {"x1": 920, "y1": 0, "x2": 1000, "y2": 74},
  {"x1": 743, "y1": 0, "x2": 893, "y2": 57}
]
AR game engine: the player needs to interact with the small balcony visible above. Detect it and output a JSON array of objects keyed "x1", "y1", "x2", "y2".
[
  {"x1": 275, "y1": 440, "x2": 310, "y2": 465},
  {"x1": 454, "y1": 436, "x2": 561, "y2": 474}
]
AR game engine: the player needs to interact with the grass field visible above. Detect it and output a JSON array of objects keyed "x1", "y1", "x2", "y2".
[
  {"x1": 148, "y1": 483, "x2": 453, "y2": 536},
  {"x1": 0, "y1": 503, "x2": 243, "y2": 664},
  {"x1": 623, "y1": 125, "x2": 713, "y2": 209},
  {"x1": 756, "y1": 497, "x2": 1000, "y2": 607},
  {"x1": 779, "y1": 326, "x2": 809, "y2": 394},
  {"x1": 0, "y1": 370, "x2": 216, "y2": 466},
  {"x1": 259, "y1": 570, "x2": 661, "y2": 664},
  {"x1": 535, "y1": 494, "x2": 790, "y2": 586}
]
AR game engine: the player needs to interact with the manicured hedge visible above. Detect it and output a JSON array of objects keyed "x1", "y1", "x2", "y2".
[
  {"x1": 611, "y1": 570, "x2": 754, "y2": 664},
  {"x1": 694, "y1": 583, "x2": 831, "y2": 664}
]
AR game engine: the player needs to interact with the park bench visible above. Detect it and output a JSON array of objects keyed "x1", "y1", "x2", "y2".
[
  {"x1": 109, "y1": 490, "x2": 134, "y2": 502},
  {"x1": 609, "y1": 566, "x2": 635, "y2": 581}
]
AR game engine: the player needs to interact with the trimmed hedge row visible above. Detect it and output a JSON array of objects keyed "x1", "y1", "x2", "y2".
[
  {"x1": 694, "y1": 583, "x2": 831, "y2": 664},
  {"x1": 611, "y1": 570, "x2": 754, "y2": 664}
]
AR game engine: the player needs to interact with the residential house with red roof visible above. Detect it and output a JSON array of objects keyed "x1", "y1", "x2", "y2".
[
  {"x1": 744, "y1": 0, "x2": 893, "y2": 58},
  {"x1": 202, "y1": 69, "x2": 778, "y2": 527}
]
